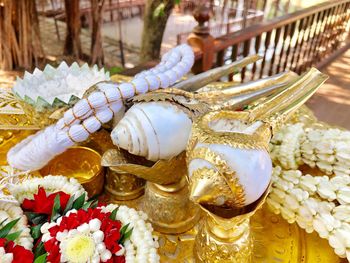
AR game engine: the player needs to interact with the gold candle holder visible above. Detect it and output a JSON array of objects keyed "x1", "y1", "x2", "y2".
[{"x1": 40, "y1": 146, "x2": 104, "y2": 197}]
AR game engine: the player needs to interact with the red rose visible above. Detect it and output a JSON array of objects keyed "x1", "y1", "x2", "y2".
[{"x1": 22, "y1": 186, "x2": 71, "y2": 218}]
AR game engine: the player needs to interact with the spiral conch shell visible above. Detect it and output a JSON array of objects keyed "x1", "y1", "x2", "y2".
[
  {"x1": 187, "y1": 111, "x2": 272, "y2": 208},
  {"x1": 111, "y1": 100, "x2": 193, "y2": 161}
]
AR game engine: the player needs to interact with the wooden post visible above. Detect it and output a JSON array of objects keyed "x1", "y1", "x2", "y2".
[{"x1": 187, "y1": 5, "x2": 215, "y2": 74}]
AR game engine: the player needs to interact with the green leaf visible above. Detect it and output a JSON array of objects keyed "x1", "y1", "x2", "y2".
[
  {"x1": 5, "y1": 230, "x2": 22, "y2": 241},
  {"x1": 0, "y1": 218, "x2": 7, "y2": 227},
  {"x1": 81, "y1": 200, "x2": 93, "y2": 210},
  {"x1": 34, "y1": 253, "x2": 47, "y2": 263},
  {"x1": 120, "y1": 223, "x2": 130, "y2": 235},
  {"x1": 25, "y1": 212, "x2": 47, "y2": 225},
  {"x1": 34, "y1": 241, "x2": 46, "y2": 259},
  {"x1": 174, "y1": 0, "x2": 181, "y2": 5},
  {"x1": 30, "y1": 224, "x2": 43, "y2": 240},
  {"x1": 90, "y1": 199, "x2": 99, "y2": 209},
  {"x1": 0, "y1": 218, "x2": 20, "y2": 238},
  {"x1": 153, "y1": 3, "x2": 165, "y2": 18},
  {"x1": 109, "y1": 207, "x2": 119, "y2": 221},
  {"x1": 123, "y1": 228, "x2": 133, "y2": 243},
  {"x1": 119, "y1": 225, "x2": 133, "y2": 245},
  {"x1": 72, "y1": 193, "x2": 86, "y2": 210},
  {"x1": 51, "y1": 195, "x2": 61, "y2": 222},
  {"x1": 63, "y1": 195, "x2": 75, "y2": 215}
]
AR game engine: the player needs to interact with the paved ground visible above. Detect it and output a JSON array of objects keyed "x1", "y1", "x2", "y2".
[
  {"x1": 306, "y1": 49, "x2": 350, "y2": 129},
  {"x1": 39, "y1": 16, "x2": 140, "y2": 68}
]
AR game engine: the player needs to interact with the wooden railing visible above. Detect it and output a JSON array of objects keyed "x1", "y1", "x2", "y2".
[
  {"x1": 177, "y1": 9, "x2": 264, "y2": 45},
  {"x1": 189, "y1": 0, "x2": 350, "y2": 81}
]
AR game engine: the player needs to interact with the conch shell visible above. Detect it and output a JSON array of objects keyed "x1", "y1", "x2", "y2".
[
  {"x1": 111, "y1": 101, "x2": 193, "y2": 161},
  {"x1": 187, "y1": 111, "x2": 272, "y2": 207},
  {"x1": 111, "y1": 71, "x2": 297, "y2": 161},
  {"x1": 187, "y1": 68, "x2": 328, "y2": 210}
]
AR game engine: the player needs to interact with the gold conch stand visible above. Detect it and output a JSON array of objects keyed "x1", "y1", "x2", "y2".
[{"x1": 102, "y1": 149, "x2": 200, "y2": 234}]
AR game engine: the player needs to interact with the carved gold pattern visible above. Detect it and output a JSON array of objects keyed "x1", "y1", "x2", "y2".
[
  {"x1": 0, "y1": 89, "x2": 23, "y2": 114},
  {"x1": 102, "y1": 149, "x2": 145, "y2": 201},
  {"x1": 132, "y1": 91, "x2": 209, "y2": 119},
  {"x1": 142, "y1": 179, "x2": 200, "y2": 234},
  {"x1": 102, "y1": 148, "x2": 200, "y2": 234},
  {"x1": 189, "y1": 110, "x2": 271, "y2": 151},
  {"x1": 102, "y1": 149, "x2": 186, "y2": 185},
  {"x1": 105, "y1": 168, "x2": 145, "y2": 201},
  {"x1": 154, "y1": 205, "x2": 343, "y2": 262},
  {"x1": 195, "y1": 214, "x2": 253, "y2": 262},
  {"x1": 189, "y1": 148, "x2": 245, "y2": 208}
]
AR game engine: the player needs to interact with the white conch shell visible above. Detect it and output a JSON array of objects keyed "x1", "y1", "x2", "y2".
[
  {"x1": 188, "y1": 119, "x2": 272, "y2": 206},
  {"x1": 111, "y1": 101, "x2": 192, "y2": 161}
]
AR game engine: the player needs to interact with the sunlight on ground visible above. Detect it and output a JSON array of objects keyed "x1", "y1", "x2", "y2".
[{"x1": 306, "y1": 49, "x2": 350, "y2": 129}]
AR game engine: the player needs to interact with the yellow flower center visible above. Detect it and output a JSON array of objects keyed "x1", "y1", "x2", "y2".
[{"x1": 64, "y1": 234, "x2": 95, "y2": 263}]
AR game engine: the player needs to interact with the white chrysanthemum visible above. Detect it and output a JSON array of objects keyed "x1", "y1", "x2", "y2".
[
  {"x1": 13, "y1": 62, "x2": 110, "y2": 109},
  {"x1": 0, "y1": 200, "x2": 33, "y2": 250},
  {"x1": 8, "y1": 175, "x2": 87, "y2": 203}
]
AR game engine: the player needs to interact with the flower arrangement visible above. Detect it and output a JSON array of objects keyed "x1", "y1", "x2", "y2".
[
  {"x1": 268, "y1": 123, "x2": 350, "y2": 261},
  {"x1": 0, "y1": 201, "x2": 34, "y2": 263},
  {"x1": 0, "y1": 175, "x2": 159, "y2": 263}
]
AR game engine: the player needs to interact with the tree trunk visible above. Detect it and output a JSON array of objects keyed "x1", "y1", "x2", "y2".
[
  {"x1": 0, "y1": 0, "x2": 44, "y2": 70},
  {"x1": 140, "y1": 0, "x2": 175, "y2": 63},
  {"x1": 90, "y1": 0, "x2": 105, "y2": 66},
  {"x1": 64, "y1": 0, "x2": 82, "y2": 58}
]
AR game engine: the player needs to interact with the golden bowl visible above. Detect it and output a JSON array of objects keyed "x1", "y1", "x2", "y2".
[
  {"x1": 0, "y1": 130, "x2": 36, "y2": 166},
  {"x1": 40, "y1": 146, "x2": 104, "y2": 197}
]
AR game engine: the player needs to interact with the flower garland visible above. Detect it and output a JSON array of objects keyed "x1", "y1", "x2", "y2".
[
  {"x1": 8, "y1": 175, "x2": 86, "y2": 204},
  {"x1": 0, "y1": 200, "x2": 33, "y2": 250},
  {"x1": 41, "y1": 204, "x2": 159, "y2": 263},
  {"x1": 0, "y1": 175, "x2": 159, "y2": 262},
  {"x1": 270, "y1": 123, "x2": 350, "y2": 176},
  {"x1": 0, "y1": 237, "x2": 34, "y2": 263},
  {"x1": 267, "y1": 166, "x2": 350, "y2": 260}
]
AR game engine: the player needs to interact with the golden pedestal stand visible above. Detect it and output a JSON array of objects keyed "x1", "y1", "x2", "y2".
[{"x1": 102, "y1": 149, "x2": 200, "y2": 234}]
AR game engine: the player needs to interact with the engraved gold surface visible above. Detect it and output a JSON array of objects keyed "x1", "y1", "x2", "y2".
[
  {"x1": 102, "y1": 149, "x2": 186, "y2": 185},
  {"x1": 189, "y1": 149, "x2": 245, "y2": 208},
  {"x1": 189, "y1": 110, "x2": 271, "y2": 152},
  {"x1": 39, "y1": 146, "x2": 105, "y2": 197},
  {"x1": 102, "y1": 149, "x2": 145, "y2": 201},
  {"x1": 105, "y1": 168, "x2": 145, "y2": 201},
  {"x1": 142, "y1": 179, "x2": 200, "y2": 234},
  {"x1": 155, "y1": 205, "x2": 344, "y2": 262},
  {"x1": 103, "y1": 148, "x2": 200, "y2": 234}
]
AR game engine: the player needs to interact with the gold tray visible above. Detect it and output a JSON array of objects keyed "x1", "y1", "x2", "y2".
[
  {"x1": 0, "y1": 79, "x2": 344, "y2": 262},
  {"x1": 106, "y1": 195, "x2": 343, "y2": 262}
]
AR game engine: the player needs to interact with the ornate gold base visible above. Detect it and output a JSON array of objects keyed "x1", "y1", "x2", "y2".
[
  {"x1": 142, "y1": 177, "x2": 200, "y2": 234},
  {"x1": 194, "y1": 213, "x2": 253, "y2": 263},
  {"x1": 104, "y1": 167, "x2": 145, "y2": 201}
]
